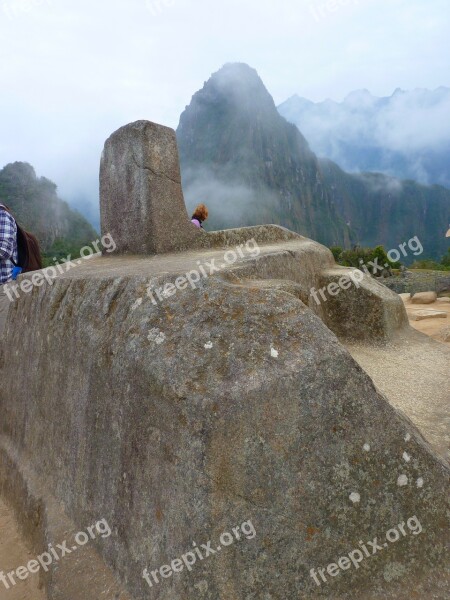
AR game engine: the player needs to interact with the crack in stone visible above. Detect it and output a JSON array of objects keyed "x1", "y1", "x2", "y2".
[{"x1": 130, "y1": 151, "x2": 180, "y2": 186}]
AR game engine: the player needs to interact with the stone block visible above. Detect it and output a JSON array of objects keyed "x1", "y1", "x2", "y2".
[
  {"x1": 100, "y1": 121, "x2": 202, "y2": 255},
  {"x1": 411, "y1": 292, "x2": 438, "y2": 304}
]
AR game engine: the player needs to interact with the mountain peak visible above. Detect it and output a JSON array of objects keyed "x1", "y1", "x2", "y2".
[
  {"x1": 0, "y1": 162, "x2": 97, "y2": 252},
  {"x1": 344, "y1": 89, "x2": 375, "y2": 107},
  {"x1": 199, "y1": 62, "x2": 274, "y2": 108},
  {"x1": 214, "y1": 62, "x2": 259, "y2": 79},
  {"x1": 176, "y1": 64, "x2": 349, "y2": 245},
  {"x1": 278, "y1": 95, "x2": 315, "y2": 111},
  {"x1": 2, "y1": 161, "x2": 37, "y2": 181},
  {"x1": 178, "y1": 63, "x2": 279, "y2": 145}
]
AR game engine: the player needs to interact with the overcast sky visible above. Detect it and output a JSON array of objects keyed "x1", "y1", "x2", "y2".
[{"x1": 0, "y1": 0, "x2": 448, "y2": 219}]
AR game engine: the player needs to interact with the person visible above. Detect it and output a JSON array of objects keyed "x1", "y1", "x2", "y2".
[
  {"x1": 191, "y1": 204, "x2": 209, "y2": 229},
  {"x1": 0, "y1": 204, "x2": 18, "y2": 335}
]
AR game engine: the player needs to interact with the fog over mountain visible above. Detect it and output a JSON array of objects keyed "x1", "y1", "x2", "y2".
[
  {"x1": 177, "y1": 63, "x2": 352, "y2": 247},
  {"x1": 177, "y1": 63, "x2": 450, "y2": 261},
  {"x1": 0, "y1": 0, "x2": 448, "y2": 231},
  {"x1": 278, "y1": 87, "x2": 450, "y2": 188},
  {"x1": 0, "y1": 162, "x2": 97, "y2": 252}
]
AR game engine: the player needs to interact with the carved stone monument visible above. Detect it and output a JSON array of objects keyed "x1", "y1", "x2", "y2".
[{"x1": 100, "y1": 120, "x2": 202, "y2": 254}]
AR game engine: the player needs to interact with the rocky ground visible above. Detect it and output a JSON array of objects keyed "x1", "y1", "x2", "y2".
[
  {"x1": 346, "y1": 327, "x2": 450, "y2": 465},
  {"x1": 403, "y1": 293, "x2": 450, "y2": 345},
  {"x1": 346, "y1": 291, "x2": 450, "y2": 465},
  {"x1": 382, "y1": 270, "x2": 450, "y2": 296}
]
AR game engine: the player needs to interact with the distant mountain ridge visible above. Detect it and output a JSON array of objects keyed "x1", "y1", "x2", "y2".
[
  {"x1": 278, "y1": 87, "x2": 450, "y2": 189},
  {"x1": 177, "y1": 64, "x2": 450, "y2": 261},
  {"x1": 0, "y1": 162, "x2": 98, "y2": 253},
  {"x1": 177, "y1": 63, "x2": 352, "y2": 248},
  {"x1": 320, "y1": 159, "x2": 450, "y2": 260}
]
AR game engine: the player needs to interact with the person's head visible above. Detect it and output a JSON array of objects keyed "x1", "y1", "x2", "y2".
[{"x1": 192, "y1": 203, "x2": 209, "y2": 223}]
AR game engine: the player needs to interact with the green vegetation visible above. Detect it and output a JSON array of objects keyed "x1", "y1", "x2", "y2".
[
  {"x1": 330, "y1": 244, "x2": 450, "y2": 273},
  {"x1": 410, "y1": 248, "x2": 450, "y2": 271},
  {"x1": 41, "y1": 239, "x2": 94, "y2": 268},
  {"x1": 330, "y1": 245, "x2": 401, "y2": 274},
  {"x1": 441, "y1": 248, "x2": 450, "y2": 268},
  {"x1": 328, "y1": 245, "x2": 449, "y2": 272},
  {"x1": 0, "y1": 161, "x2": 98, "y2": 262}
]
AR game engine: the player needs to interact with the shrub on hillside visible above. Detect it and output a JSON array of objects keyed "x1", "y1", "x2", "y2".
[{"x1": 330, "y1": 245, "x2": 400, "y2": 275}]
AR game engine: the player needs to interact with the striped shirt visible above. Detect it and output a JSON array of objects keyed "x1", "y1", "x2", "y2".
[{"x1": 0, "y1": 206, "x2": 18, "y2": 284}]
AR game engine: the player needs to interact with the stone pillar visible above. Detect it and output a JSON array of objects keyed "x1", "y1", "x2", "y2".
[{"x1": 100, "y1": 120, "x2": 202, "y2": 254}]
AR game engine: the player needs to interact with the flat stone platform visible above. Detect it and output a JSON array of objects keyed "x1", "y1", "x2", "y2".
[{"x1": 51, "y1": 236, "x2": 331, "y2": 281}]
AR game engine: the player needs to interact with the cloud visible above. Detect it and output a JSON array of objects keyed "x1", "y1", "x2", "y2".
[
  {"x1": 181, "y1": 165, "x2": 279, "y2": 230},
  {"x1": 374, "y1": 89, "x2": 450, "y2": 152},
  {"x1": 0, "y1": 0, "x2": 448, "y2": 223},
  {"x1": 279, "y1": 87, "x2": 450, "y2": 187},
  {"x1": 356, "y1": 173, "x2": 403, "y2": 195}
]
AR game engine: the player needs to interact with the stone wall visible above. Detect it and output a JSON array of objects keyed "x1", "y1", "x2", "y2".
[
  {"x1": 0, "y1": 261, "x2": 448, "y2": 599},
  {"x1": 381, "y1": 271, "x2": 450, "y2": 295}
]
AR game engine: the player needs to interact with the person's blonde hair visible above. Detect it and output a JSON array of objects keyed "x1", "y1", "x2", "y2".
[{"x1": 192, "y1": 203, "x2": 209, "y2": 222}]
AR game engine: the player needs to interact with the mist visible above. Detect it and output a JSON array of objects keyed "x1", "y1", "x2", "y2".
[
  {"x1": 181, "y1": 166, "x2": 280, "y2": 232},
  {"x1": 279, "y1": 87, "x2": 450, "y2": 188},
  {"x1": 356, "y1": 172, "x2": 404, "y2": 195},
  {"x1": 0, "y1": 0, "x2": 449, "y2": 227}
]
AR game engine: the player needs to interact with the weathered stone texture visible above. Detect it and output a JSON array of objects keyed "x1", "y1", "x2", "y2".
[
  {"x1": 411, "y1": 291, "x2": 438, "y2": 304},
  {"x1": 0, "y1": 118, "x2": 448, "y2": 599},
  {"x1": 100, "y1": 120, "x2": 202, "y2": 254},
  {"x1": 0, "y1": 269, "x2": 448, "y2": 599},
  {"x1": 317, "y1": 267, "x2": 409, "y2": 342}
]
